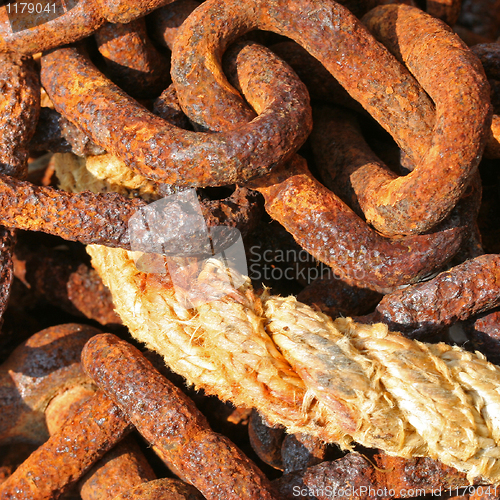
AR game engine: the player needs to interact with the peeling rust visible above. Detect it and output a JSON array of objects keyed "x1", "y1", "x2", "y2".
[
  {"x1": 362, "y1": 4, "x2": 491, "y2": 235},
  {"x1": 95, "y1": 18, "x2": 170, "y2": 99},
  {"x1": 374, "y1": 254, "x2": 500, "y2": 337},
  {"x1": 40, "y1": 44, "x2": 312, "y2": 187},
  {"x1": 174, "y1": 37, "x2": 469, "y2": 292},
  {"x1": 82, "y1": 333, "x2": 281, "y2": 500},
  {"x1": 0, "y1": 390, "x2": 131, "y2": 500}
]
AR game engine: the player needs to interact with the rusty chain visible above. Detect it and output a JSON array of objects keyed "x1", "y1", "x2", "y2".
[{"x1": 0, "y1": 0, "x2": 499, "y2": 496}]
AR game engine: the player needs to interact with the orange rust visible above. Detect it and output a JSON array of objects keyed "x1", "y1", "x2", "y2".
[
  {"x1": 79, "y1": 436, "x2": 157, "y2": 500},
  {"x1": 40, "y1": 44, "x2": 311, "y2": 187},
  {"x1": 0, "y1": 390, "x2": 131, "y2": 500},
  {"x1": 374, "y1": 254, "x2": 500, "y2": 337},
  {"x1": 0, "y1": 0, "x2": 179, "y2": 55},
  {"x1": 360, "y1": 5, "x2": 490, "y2": 235},
  {"x1": 82, "y1": 334, "x2": 281, "y2": 500},
  {"x1": 0, "y1": 51, "x2": 39, "y2": 324},
  {"x1": 0, "y1": 324, "x2": 98, "y2": 445},
  {"x1": 175, "y1": 37, "x2": 468, "y2": 292},
  {"x1": 95, "y1": 18, "x2": 170, "y2": 99}
]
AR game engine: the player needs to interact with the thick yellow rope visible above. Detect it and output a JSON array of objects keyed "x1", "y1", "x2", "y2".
[{"x1": 55, "y1": 153, "x2": 500, "y2": 483}]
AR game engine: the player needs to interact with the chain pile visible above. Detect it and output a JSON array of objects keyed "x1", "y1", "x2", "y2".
[{"x1": 1, "y1": 0, "x2": 500, "y2": 497}]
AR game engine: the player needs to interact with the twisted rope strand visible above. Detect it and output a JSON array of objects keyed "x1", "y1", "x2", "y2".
[{"x1": 61, "y1": 152, "x2": 500, "y2": 484}]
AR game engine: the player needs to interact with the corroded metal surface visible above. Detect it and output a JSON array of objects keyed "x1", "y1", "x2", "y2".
[
  {"x1": 465, "y1": 309, "x2": 500, "y2": 365},
  {"x1": 0, "y1": 174, "x2": 146, "y2": 247},
  {"x1": 269, "y1": 41, "x2": 365, "y2": 113},
  {"x1": 172, "y1": 0, "x2": 435, "y2": 165},
  {"x1": 149, "y1": 0, "x2": 201, "y2": 51},
  {"x1": 426, "y1": 0, "x2": 462, "y2": 25},
  {"x1": 111, "y1": 478, "x2": 205, "y2": 500},
  {"x1": 0, "y1": 326, "x2": 158, "y2": 499},
  {"x1": 175, "y1": 37, "x2": 468, "y2": 292},
  {"x1": 40, "y1": 44, "x2": 312, "y2": 187},
  {"x1": 374, "y1": 254, "x2": 500, "y2": 336},
  {"x1": 0, "y1": 172, "x2": 262, "y2": 253},
  {"x1": 171, "y1": 0, "x2": 489, "y2": 236},
  {"x1": 0, "y1": 390, "x2": 131, "y2": 500},
  {"x1": 486, "y1": 114, "x2": 500, "y2": 158},
  {"x1": 248, "y1": 410, "x2": 285, "y2": 471},
  {"x1": 0, "y1": 51, "x2": 40, "y2": 326},
  {"x1": 67, "y1": 264, "x2": 122, "y2": 325},
  {"x1": 0, "y1": 0, "x2": 179, "y2": 55},
  {"x1": 471, "y1": 42, "x2": 500, "y2": 80},
  {"x1": 0, "y1": 0, "x2": 497, "y2": 495},
  {"x1": 282, "y1": 453, "x2": 468, "y2": 500},
  {"x1": 297, "y1": 274, "x2": 382, "y2": 319},
  {"x1": 0, "y1": 52, "x2": 39, "y2": 179},
  {"x1": 153, "y1": 84, "x2": 192, "y2": 130},
  {"x1": 301, "y1": 454, "x2": 379, "y2": 500},
  {"x1": 252, "y1": 157, "x2": 465, "y2": 293},
  {"x1": 12, "y1": 242, "x2": 88, "y2": 316},
  {"x1": 59, "y1": 116, "x2": 106, "y2": 156},
  {"x1": 82, "y1": 333, "x2": 281, "y2": 500},
  {"x1": 281, "y1": 433, "x2": 326, "y2": 474},
  {"x1": 13, "y1": 241, "x2": 121, "y2": 324},
  {"x1": 94, "y1": 0, "x2": 177, "y2": 24},
  {"x1": 29, "y1": 107, "x2": 105, "y2": 156},
  {"x1": 95, "y1": 18, "x2": 170, "y2": 99},
  {"x1": 0, "y1": 0, "x2": 104, "y2": 54},
  {"x1": 310, "y1": 104, "x2": 393, "y2": 217},
  {"x1": 0, "y1": 323, "x2": 98, "y2": 445},
  {"x1": 79, "y1": 436, "x2": 156, "y2": 500},
  {"x1": 310, "y1": 104, "x2": 483, "y2": 256},
  {"x1": 470, "y1": 43, "x2": 500, "y2": 158},
  {"x1": 199, "y1": 186, "x2": 263, "y2": 238},
  {"x1": 373, "y1": 452, "x2": 468, "y2": 495},
  {"x1": 362, "y1": 4, "x2": 490, "y2": 235},
  {"x1": 0, "y1": 229, "x2": 14, "y2": 324},
  {"x1": 28, "y1": 107, "x2": 73, "y2": 154}
]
